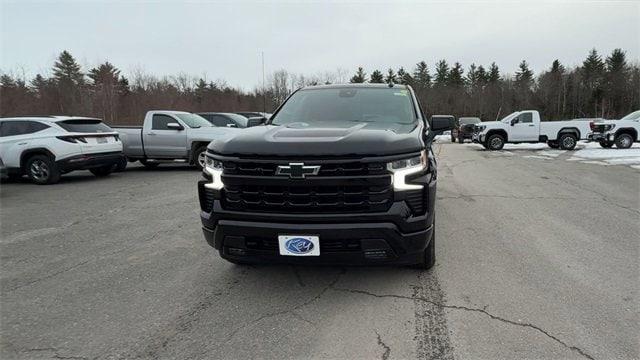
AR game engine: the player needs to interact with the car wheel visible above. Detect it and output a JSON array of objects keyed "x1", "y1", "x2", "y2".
[
  {"x1": 194, "y1": 146, "x2": 207, "y2": 170},
  {"x1": 547, "y1": 141, "x2": 559, "y2": 149},
  {"x1": 450, "y1": 136, "x2": 456, "y2": 143},
  {"x1": 140, "y1": 159, "x2": 159, "y2": 168},
  {"x1": 615, "y1": 133, "x2": 633, "y2": 149},
  {"x1": 413, "y1": 226, "x2": 435, "y2": 270},
  {"x1": 487, "y1": 134, "x2": 505, "y2": 150},
  {"x1": 114, "y1": 157, "x2": 128, "y2": 172},
  {"x1": 598, "y1": 140, "x2": 614, "y2": 148},
  {"x1": 90, "y1": 165, "x2": 114, "y2": 177},
  {"x1": 559, "y1": 133, "x2": 577, "y2": 150},
  {"x1": 458, "y1": 137, "x2": 464, "y2": 144},
  {"x1": 25, "y1": 154, "x2": 60, "y2": 185}
]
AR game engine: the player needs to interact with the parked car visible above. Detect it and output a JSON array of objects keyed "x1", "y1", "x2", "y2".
[
  {"x1": 0, "y1": 116, "x2": 123, "y2": 184},
  {"x1": 235, "y1": 112, "x2": 272, "y2": 120},
  {"x1": 472, "y1": 110, "x2": 592, "y2": 150},
  {"x1": 113, "y1": 111, "x2": 238, "y2": 170},
  {"x1": 198, "y1": 84, "x2": 453, "y2": 269},
  {"x1": 430, "y1": 115, "x2": 456, "y2": 142},
  {"x1": 589, "y1": 110, "x2": 640, "y2": 148},
  {"x1": 453, "y1": 117, "x2": 481, "y2": 143},
  {"x1": 198, "y1": 112, "x2": 264, "y2": 128}
]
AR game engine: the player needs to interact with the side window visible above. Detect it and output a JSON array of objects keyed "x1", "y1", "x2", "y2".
[
  {"x1": 200, "y1": 114, "x2": 216, "y2": 125},
  {"x1": 0, "y1": 121, "x2": 49, "y2": 137},
  {"x1": 211, "y1": 115, "x2": 234, "y2": 127},
  {"x1": 152, "y1": 115, "x2": 176, "y2": 130},
  {"x1": 520, "y1": 113, "x2": 533, "y2": 123}
]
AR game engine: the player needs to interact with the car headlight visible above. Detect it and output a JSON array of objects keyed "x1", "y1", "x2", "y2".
[
  {"x1": 476, "y1": 125, "x2": 486, "y2": 132},
  {"x1": 204, "y1": 155, "x2": 224, "y2": 190},
  {"x1": 387, "y1": 150, "x2": 427, "y2": 190},
  {"x1": 604, "y1": 124, "x2": 615, "y2": 131}
]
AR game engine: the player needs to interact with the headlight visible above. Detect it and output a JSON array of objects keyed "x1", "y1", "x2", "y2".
[
  {"x1": 604, "y1": 124, "x2": 615, "y2": 131},
  {"x1": 476, "y1": 125, "x2": 486, "y2": 132},
  {"x1": 387, "y1": 150, "x2": 427, "y2": 191},
  {"x1": 204, "y1": 155, "x2": 224, "y2": 190}
]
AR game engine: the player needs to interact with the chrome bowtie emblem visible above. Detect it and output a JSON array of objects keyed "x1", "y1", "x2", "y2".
[{"x1": 276, "y1": 163, "x2": 320, "y2": 179}]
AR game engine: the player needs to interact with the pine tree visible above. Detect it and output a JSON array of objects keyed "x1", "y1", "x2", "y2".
[
  {"x1": 605, "y1": 48, "x2": 629, "y2": 116},
  {"x1": 349, "y1": 67, "x2": 367, "y2": 83},
  {"x1": 476, "y1": 65, "x2": 488, "y2": 85},
  {"x1": 448, "y1": 62, "x2": 465, "y2": 87},
  {"x1": 488, "y1": 62, "x2": 500, "y2": 83},
  {"x1": 396, "y1": 67, "x2": 413, "y2": 85},
  {"x1": 412, "y1": 61, "x2": 431, "y2": 91},
  {"x1": 434, "y1": 60, "x2": 449, "y2": 85},
  {"x1": 53, "y1": 50, "x2": 85, "y2": 85},
  {"x1": 52, "y1": 50, "x2": 86, "y2": 113},
  {"x1": 581, "y1": 48, "x2": 606, "y2": 116},
  {"x1": 467, "y1": 63, "x2": 478, "y2": 87},
  {"x1": 514, "y1": 60, "x2": 534, "y2": 90},
  {"x1": 384, "y1": 68, "x2": 397, "y2": 84},
  {"x1": 369, "y1": 70, "x2": 384, "y2": 83}
]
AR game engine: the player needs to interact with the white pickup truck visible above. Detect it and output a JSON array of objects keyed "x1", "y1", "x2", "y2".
[
  {"x1": 472, "y1": 110, "x2": 592, "y2": 150},
  {"x1": 588, "y1": 110, "x2": 640, "y2": 149},
  {"x1": 114, "y1": 111, "x2": 238, "y2": 170}
]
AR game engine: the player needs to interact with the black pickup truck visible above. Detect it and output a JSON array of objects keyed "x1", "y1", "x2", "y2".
[{"x1": 198, "y1": 84, "x2": 452, "y2": 269}]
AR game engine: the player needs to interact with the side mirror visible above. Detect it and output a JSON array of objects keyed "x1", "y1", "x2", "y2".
[
  {"x1": 430, "y1": 117, "x2": 454, "y2": 134},
  {"x1": 510, "y1": 119, "x2": 518, "y2": 126},
  {"x1": 166, "y1": 122, "x2": 183, "y2": 130},
  {"x1": 247, "y1": 116, "x2": 267, "y2": 127}
]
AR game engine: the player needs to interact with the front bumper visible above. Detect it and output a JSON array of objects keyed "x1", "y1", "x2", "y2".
[
  {"x1": 588, "y1": 133, "x2": 613, "y2": 142},
  {"x1": 199, "y1": 177, "x2": 436, "y2": 266},
  {"x1": 57, "y1": 151, "x2": 124, "y2": 172},
  {"x1": 472, "y1": 132, "x2": 485, "y2": 143}
]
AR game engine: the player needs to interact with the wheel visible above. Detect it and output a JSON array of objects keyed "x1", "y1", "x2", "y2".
[
  {"x1": 140, "y1": 159, "x2": 159, "y2": 168},
  {"x1": 114, "y1": 157, "x2": 128, "y2": 172},
  {"x1": 614, "y1": 133, "x2": 633, "y2": 149},
  {"x1": 558, "y1": 133, "x2": 577, "y2": 150},
  {"x1": 598, "y1": 140, "x2": 613, "y2": 148},
  {"x1": 458, "y1": 137, "x2": 464, "y2": 144},
  {"x1": 486, "y1": 134, "x2": 505, "y2": 150},
  {"x1": 547, "y1": 141, "x2": 559, "y2": 149},
  {"x1": 413, "y1": 226, "x2": 435, "y2": 270},
  {"x1": 194, "y1": 146, "x2": 207, "y2": 170},
  {"x1": 25, "y1": 154, "x2": 60, "y2": 185},
  {"x1": 450, "y1": 136, "x2": 456, "y2": 143},
  {"x1": 90, "y1": 165, "x2": 113, "y2": 177}
]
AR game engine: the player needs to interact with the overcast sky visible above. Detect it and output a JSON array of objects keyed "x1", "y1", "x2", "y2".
[{"x1": 1, "y1": 1, "x2": 638, "y2": 90}]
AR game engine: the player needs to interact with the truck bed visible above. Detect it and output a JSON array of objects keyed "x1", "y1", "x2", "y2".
[
  {"x1": 539, "y1": 121, "x2": 591, "y2": 140},
  {"x1": 113, "y1": 127, "x2": 144, "y2": 157}
]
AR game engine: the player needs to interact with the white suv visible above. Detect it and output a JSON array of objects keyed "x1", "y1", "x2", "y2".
[{"x1": 0, "y1": 116, "x2": 123, "y2": 184}]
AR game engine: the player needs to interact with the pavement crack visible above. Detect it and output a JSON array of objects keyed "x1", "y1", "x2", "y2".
[
  {"x1": 375, "y1": 330, "x2": 391, "y2": 360},
  {"x1": 330, "y1": 286, "x2": 595, "y2": 360},
  {"x1": 6, "y1": 259, "x2": 91, "y2": 292},
  {"x1": 22, "y1": 347, "x2": 89, "y2": 360}
]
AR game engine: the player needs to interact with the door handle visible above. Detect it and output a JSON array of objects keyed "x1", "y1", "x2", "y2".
[
  {"x1": 147, "y1": 133, "x2": 156, "y2": 136},
  {"x1": 18, "y1": 142, "x2": 27, "y2": 145},
  {"x1": 528, "y1": 125, "x2": 534, "y2": 127}
]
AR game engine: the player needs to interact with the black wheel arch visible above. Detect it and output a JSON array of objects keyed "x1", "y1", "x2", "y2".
[
  {"x1": 486, "y1": 129, "x2": 508, "y2": 142},
  {"x1": 20, "y1": 148, "x2": 56, "y2": 172},
  {"x1": 615, "y1": 128, "x2": 638, "y2": 142},
  {"x1": 189, "y1": 141, "x2": 210, "y2": 165},
  {"x1": 558, "y1": 127, "x2": 580, "y2": 139}
]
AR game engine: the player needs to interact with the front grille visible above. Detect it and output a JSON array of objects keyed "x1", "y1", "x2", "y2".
[
  {"x1": 219, "y1": 158, "x2": 393, "y2": 214},
  {"x1": 245, "y1": 237, "x2": 361, "y2": 253},
  {"x1": 223, "y1": 183, "x2": 392, "y2": 213},
  {"x1": 591, "y1": 124, "x2": 607, "y2": 133}
]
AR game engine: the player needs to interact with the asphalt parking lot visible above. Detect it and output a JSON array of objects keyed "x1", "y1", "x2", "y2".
[{"x1": 1, "y1": 143, "x2": 638, "y2": 360}]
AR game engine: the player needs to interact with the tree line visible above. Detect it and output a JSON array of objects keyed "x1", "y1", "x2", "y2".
[{"x1": 1, "y1": 48, "x2": 638, "y2": 125}]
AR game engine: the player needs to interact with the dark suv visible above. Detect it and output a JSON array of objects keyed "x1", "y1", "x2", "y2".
[
  {"x1": 198, "y1": 84, "x2": 452, "y2": 269},
  {"x1": 453, "y1": 117, "x2": 482, "y2": 143}
]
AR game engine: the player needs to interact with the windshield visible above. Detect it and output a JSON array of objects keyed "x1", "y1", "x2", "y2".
[
  {"x1": 620, "y1": 110, "x2": 640, "y2": 121},
  {"x1": 499, "y1": 112, "x2": 519, "y2": 123},
  {"x1": 56, "y1": 119, "x2": 113, "y2": 133},
  {"x1": 459, "y1": 117, "x2": 481, "y2": 125},
  {"x1": 271, "y1": 87, "x2": 416, "y2": 126},
  {"x1": 175, "y1": 113, "x2": 212, "y2": 128}
]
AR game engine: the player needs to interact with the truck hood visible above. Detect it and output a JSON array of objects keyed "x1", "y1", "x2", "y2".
[
  {"x1": 208, "y1": 122, "x2": 424, "y2": 157},
  {"x1": 477, "y1": 121, "x2": 507, "y2": 130}
]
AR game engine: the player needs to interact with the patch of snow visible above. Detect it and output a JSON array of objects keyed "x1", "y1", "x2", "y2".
[
  {"x1": 502, "y1": 143, "x2": 549, "y2": 150},
  {"x1": 523, "y1": 155, "x2": 552, "y2": 160},
  {"x1": 569, "y1": 143, "x2": 640, "y2": 168},
  {"x1": 536, "y1": 150, "x2": 565, "y2": 158}
]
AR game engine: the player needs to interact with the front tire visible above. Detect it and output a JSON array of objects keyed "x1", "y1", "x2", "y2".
[
  {"x1": 559, "y1": 133, "x2": 577, "y2": 150},
  {"x1": 90, "y1": 165, "x2": 113, "y2": 177},
  {"x1": 615, "y1": 133, "x2": 633, "y2": 149},
  {"x1": 25, "y1": 154, "x2": 60, "y2": 185},
  {"x1": 458, "y1": 137, "x2": 464, "y2": 144},
  {"x1": 486, "y1": 134, "x2": 505, "y2": 150},
  {"x1": 598, "y1": 140, "x2": 613, "y2": 148},
  {"x1": 194, "y1": 146, "x2": 208, "y2": 170}
]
